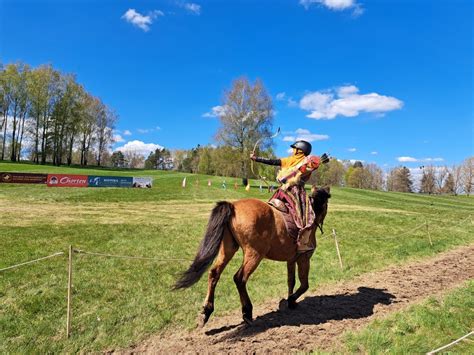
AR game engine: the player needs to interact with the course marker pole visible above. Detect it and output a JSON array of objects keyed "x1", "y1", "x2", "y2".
[
  {"x1": 332, "y1": 229, "x2": 343, "y2": 270},
  {"x1": 66, "y1": 245, "x2": 73, "y2": 339}
]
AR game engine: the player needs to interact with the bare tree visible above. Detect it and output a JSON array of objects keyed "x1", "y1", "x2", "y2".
[
  {"x1": 461, "y1": 157, "x2": 474, "y2": 196},
  {"x1": 387, "y1": 166, "x2": 413, "y2": 192},
  {"x1": 215, "y1": 77, "x2": 274, "y2": 180},
  {"x1": 434, "y1": 166, "x2": 448, "y2": 193},
  {"x1": 451, "y1": 164, "x2": 463, "y2": 195},
  {"x1": 420, "y1": 166, "x2": 436, "y2": 194}
]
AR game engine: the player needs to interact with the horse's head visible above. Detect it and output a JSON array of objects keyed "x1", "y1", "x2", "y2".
[{"x1": 310, "y1": 185, "x2": 331, "y2": 233}]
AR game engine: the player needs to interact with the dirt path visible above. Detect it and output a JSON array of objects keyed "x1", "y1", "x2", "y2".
[{"x1": 123, "y1": 245, "x2": 474, "y2": 354}]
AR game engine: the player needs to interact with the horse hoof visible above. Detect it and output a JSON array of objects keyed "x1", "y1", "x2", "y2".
[
  {"x1": 243, "y1": 315, "x2": 253, "y2": 325},
  {"x1": 197, "y1": 312, "x2": 210, "y2": 328},
  {"x1": 288, "y1": 299, "x2": 298, "y2": 310}
]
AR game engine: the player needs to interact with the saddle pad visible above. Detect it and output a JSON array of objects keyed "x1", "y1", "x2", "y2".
[{"x1": 269, "y1": 204, "x2": 299, "y2": 242}]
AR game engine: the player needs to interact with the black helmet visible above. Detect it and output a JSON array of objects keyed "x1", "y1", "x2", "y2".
[{"x1": 290, "y1": 140, "x2": 312, "y2": 156}]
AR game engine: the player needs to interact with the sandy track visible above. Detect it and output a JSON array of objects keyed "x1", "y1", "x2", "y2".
[{"x1": 122, "y1": 244, "x2": 474, "y2": 354}]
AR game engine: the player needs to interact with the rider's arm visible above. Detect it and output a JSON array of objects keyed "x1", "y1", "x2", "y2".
[{"x1": 254, "y1": 156, "x2": 281, "y2": 166}]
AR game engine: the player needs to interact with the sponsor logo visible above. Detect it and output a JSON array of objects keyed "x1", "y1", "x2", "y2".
[
  {"x1": 0, "y1": 172, "x2": 48, "y2": 184},
  {"x1": 47, "y1": 174, "x2": 88, "y2": 187}
]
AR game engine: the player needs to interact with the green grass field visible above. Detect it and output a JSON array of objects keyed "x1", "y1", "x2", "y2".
[
  {"x1": 1, "y1": 161, "x2": 473, "y2": 353},
  {"x1": 344, "y1": 281, "x2": 474, "y2": 354}
]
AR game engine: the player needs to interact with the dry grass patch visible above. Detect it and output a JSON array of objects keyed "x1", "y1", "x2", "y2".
[{"x1": 0, "y1": 200, "x2": 214, "y2": 226}]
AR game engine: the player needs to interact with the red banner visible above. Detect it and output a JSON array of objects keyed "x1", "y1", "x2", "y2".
[{"x1": 47, "y1": 174, "x2": 88, "y2": 187}]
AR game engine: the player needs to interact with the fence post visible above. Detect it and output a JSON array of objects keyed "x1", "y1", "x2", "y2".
[
  {"x1": 66, "y1": 245, "x2": 73, "y2": 338},
  {"x1": 332, "y1": 229, "x2": 343, "y2": 270},
  {"x1": 426, "y1": 221, "x2": 433, "y2": 247}
]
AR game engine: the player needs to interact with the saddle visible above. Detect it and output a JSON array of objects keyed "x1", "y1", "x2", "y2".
[
  {"x1": 268, "y1": 193, "x2": 316, "y2": 253},
  {"x1": 267, "y1": 198, "x2": 299, "y2": 244}
]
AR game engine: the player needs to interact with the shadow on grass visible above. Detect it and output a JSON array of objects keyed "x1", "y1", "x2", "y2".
[{"x1": 206, "y1": 287, "x2": 395, "y2": 339}]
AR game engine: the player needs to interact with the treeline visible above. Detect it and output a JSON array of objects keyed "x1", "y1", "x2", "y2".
[
  {"x1": 167, "y1": 144, "x2": 473, "y2": 195},
  {"x1": 0, "y1": 62, "x2": 117, "y2": 166}
]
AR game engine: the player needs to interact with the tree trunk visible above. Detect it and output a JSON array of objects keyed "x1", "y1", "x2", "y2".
[
  {"x1": 17, "y1": 111, "x2": 26, "y2": 161},
  {"x1": 10, "y1": 101, "x2": 19, "y2": 161},
  {"x1": 1, "y1": 113, "x2": 7, "y2": 160},
  {"x1": 67, "y1": 134, "x2": 74, "y2": 166}
]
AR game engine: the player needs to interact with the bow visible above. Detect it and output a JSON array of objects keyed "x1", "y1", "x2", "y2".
[{"x1": 250, "y1": 127, "x2": 281, "y2": 186}]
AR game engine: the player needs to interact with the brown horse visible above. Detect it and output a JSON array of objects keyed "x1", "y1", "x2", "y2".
[{"x1": 174, "y1": 186, "x2": 331, "y2": 326}]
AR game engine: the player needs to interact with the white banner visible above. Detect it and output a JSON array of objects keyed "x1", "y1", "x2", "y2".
[{"x1": 132, "y1": 177, "x2": 153, "y2": 188}]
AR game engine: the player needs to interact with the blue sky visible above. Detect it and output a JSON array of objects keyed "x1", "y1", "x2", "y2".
[{"x1": 1, "y1": 0, "x2": 472, "y2": 169}]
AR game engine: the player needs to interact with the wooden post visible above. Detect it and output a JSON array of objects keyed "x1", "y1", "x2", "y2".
[
  {"x1": 66, "y1": 245, "x2": 73, "y2": 338},
  {"x1": 426, "y1": 221, "x2": 433, "y2": 247},
  {"x1": 332, "y1": 229, "x2": 343, "y2": 270}
]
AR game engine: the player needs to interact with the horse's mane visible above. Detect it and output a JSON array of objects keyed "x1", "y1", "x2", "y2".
[{"x1": 312, "y1": 187, "x2": 331, "y2": 214}]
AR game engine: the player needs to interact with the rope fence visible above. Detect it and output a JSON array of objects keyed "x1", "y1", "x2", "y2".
[
  {"x1": 427, "y1": 330, "x2": 473, "y2": 354},
  {"x1": 1, "y1": 213, "x2": 472, "y2": 341},
  {"x1": 0, "y1": 252, "x2": 64, "y2": 273},
  {"x1": 73, "y1": 248, "x2": 192, "y2": 262}
]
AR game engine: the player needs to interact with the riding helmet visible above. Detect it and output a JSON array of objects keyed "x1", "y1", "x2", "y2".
[{"x1": 290, "y1": 140, "x2": 312, "y2": 156}]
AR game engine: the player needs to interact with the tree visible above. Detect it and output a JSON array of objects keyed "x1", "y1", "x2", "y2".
[
  {"x1": 95, "y1": 105, "x2": 116, "y2": 166},
  {"x1": 111, "y1": 151, "x2": 126, "y2": 168},
  {"x1": 461, "y1": 157, "x2": 474, "y2": 196},
  {"x1": 434, "y1": 166, "x2": 448, "y2": 193},
  {"x1": 419, "y1": 166, "x2": 436, "y2": 194},
  {"x1": 320, "y1": 159, "x2": 345, "y2": 186},
  {"x1": 197, "y1": 146, "x2": 214, "y2": 175},
  {"x1": 387, "y1": 166, "x2": 413, "y2": 192},
  {"x1": 215, "y1": 77, "x2": 274, "y2": 181},
  {"x1": 442, "y1": 173, "x2": 455, "y2": 194}
]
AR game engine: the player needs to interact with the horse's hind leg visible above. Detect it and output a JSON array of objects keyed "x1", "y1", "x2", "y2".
[
  {"x1": 233, "y1": 249, "x2": 262, "y2": 324},
  {"x1": 288, "y1": 253, "x2": 312, "y2": 309},
  {"x1": 287, "y1": 261, "x2": 296, "y2": 297},
  {"x1": 199, "y1": 229, "x2": 238, "y2": 327}
]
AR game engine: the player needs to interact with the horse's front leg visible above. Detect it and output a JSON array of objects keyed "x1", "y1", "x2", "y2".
[
  {"x1": 287, "y1": 253, "x2": 312, "y2": 309},
  {"x1": 287, "y1": 261, "x2": 296, "y2": 298},
  {"x1": 199, "y1": 231, "x2": 238, "y2": 327}
]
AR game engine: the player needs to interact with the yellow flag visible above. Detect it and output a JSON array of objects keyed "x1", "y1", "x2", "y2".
[{"x1": 245, "y1": 183, "x2": 250, "y2": 191}]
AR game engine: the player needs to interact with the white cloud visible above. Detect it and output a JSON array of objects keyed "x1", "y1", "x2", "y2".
[
  {"x1": 299, "y1": 0, "x2": 364, "y2": 15},
  {"x1": 202, "y1": 105, "x2": 227, "y2": 118},
  {"x1": 397, "y1": 156, "x2": 444, "y2": 163},
  {"x1": 113, "y1": 134, "x2": 125, "y2": 143},
  {"x1": 123, "y1": 130, "x2": 132, "y2": 136},
  {"x1": 283, "y1": 128, "x2": 329, "y2": 143},
  {"x1": 276, "y1": 92, "x2": 287, "y2": 101},
  {"x1": 183, "y1": 3, "x2": 201, "y2": 15},
  {"x1": 348, "y1": 147, "x2": 357, "y2": 152},
  {"x1": 300, "y1": 85, "x2": 403, "y2": 120},
  {"x1": 121, "y1": 8, "x2": 164, "y2": 32},
  {"x1": 371, "y1": 151, "x2": 378, "y2": 155},
  {"x1": 115, "y1": 140, "x2": 164, "y2": 156},
  {"x1": 137, "y1": 127, "x2": 161, "y2": 134}
]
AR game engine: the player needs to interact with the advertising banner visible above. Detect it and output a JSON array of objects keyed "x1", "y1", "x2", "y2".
[
  {"x1": 88, "y1": 175, "x2": 133, "y2": 188},
  {"x1": 0, "y1": 172, "x2": 47, "y2": 184},
  {"x1": 47, "y1": 174, "x2": 88, "y2": 187},
  {"x1": 132, "y1": 177, "x2": 153, "y2": 188}
]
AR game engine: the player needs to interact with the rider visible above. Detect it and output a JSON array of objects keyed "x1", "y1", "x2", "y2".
[{"x1": 250, "y1": 140, "x2": 329, "y2": 252}]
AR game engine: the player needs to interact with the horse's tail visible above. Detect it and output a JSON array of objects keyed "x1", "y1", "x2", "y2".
[{"x1": 173, "y1": 201, "x2": 234, "y2": 290}]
